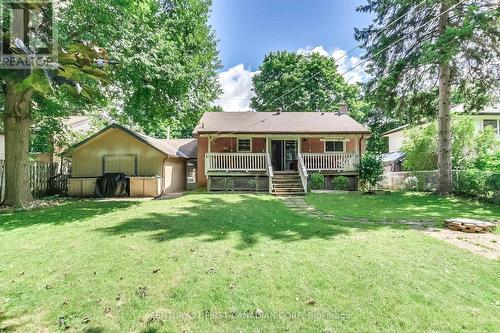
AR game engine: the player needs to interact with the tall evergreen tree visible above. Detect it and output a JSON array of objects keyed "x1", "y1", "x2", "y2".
[{"x1": 355, "y1": 0, "x2": 499, "y2": 194}]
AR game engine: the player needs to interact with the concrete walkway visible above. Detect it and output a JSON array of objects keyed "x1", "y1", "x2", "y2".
[{"x1": 279, "y1": 196, "x2": 336, "y2": 219}]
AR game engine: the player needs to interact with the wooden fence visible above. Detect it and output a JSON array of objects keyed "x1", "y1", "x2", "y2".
[{"x1": 0, "y1": 159, "x2": 69, "y2": 201}]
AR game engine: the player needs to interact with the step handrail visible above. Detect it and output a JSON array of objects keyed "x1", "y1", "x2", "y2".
[
  {"x1": 266, "y1": 153, "x2": 274, "y2": 194},
  {"x1": 297, "y1": 153, "x2": 308, "y2": 193}
]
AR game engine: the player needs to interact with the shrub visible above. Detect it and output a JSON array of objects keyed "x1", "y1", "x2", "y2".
[
  {"x1": 454, "y1": 170, "x2": 499, "y2": 202},
  {"x1": 310, "y1": 173, "x2": 325, "y2": 190},
  {"x1": 358, "y1": 154, "x2": 384, "y2": 192},
  {"x1": 401, "y1": 117, "x2": 497, "y2": 171},
  {"x1": 332, "y1": 176, "x2": 349, "y2": 190}
]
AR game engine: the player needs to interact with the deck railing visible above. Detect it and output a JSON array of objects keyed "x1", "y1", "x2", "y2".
[
  {"x1": 205, "y1": 153, "x2": 268, "y2": 174},
  {"x1": 301, "y1": 153, "x2": 360, "y2": 172}
]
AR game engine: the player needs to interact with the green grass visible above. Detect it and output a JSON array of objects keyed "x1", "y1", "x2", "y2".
[
  {"x1": 0, "y1": 193, "x2": 499, "y2": 332},
  {"x1": 306, "y1": 191, "x2": 500, "y2": 222}
]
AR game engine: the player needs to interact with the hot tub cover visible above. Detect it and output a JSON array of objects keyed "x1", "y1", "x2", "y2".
[{"x1": 95, "y1": 173, "x2": 128, "y2": 197}]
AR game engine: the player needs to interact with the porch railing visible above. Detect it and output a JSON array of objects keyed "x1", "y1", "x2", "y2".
[
  {"x1": 205, "y1": 153, "x2": 268, "y2": 174},
  {"x1": 301, "y1": 153, "x2": 360, "y2": 172}
]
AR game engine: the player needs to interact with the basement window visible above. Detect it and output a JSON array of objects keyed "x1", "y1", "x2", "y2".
[
  {"x1": 237, "y1": 138, "x2": 251, "y2": 152},
  {"x1": 325, "y1": 140, "x2": 345, "y2": 153}
]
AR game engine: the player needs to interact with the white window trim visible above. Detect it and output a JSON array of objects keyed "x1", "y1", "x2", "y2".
[
  {"x1": 237, "y1": 138, "x2": 252, "y2": 152},
  {"x1": 324, "y1": 140, "x2": 346, "y2": 153}
]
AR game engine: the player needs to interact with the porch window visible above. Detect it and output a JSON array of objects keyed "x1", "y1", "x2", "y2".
[
  {"x1": 325, "y1": 140, "x2": 345, "y2": 153},
  {"x1": 237, "y1": 138, "x2": 252, "y2": 152},
  {"x1": 483, "y1": 119, "x2": 499, "y2": 135}
]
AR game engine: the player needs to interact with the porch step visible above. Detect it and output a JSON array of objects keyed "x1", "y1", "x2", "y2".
[
  {"x1": 272, "y1": 191, "x2": 305, "y2": 196},
  {"x1": 271, "y1": 172, "x2": 305, "y2": 196}
]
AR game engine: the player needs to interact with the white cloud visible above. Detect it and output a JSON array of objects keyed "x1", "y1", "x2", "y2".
[
  {"x1": 298, "y1": 45, "x2": 368, "y2": 84},
  {"x1": 214, "y1": 64, "x2": 257, "y2": 112},
  {"x1": 215, "y1": 47, "x2": 367, "y2": 111}
]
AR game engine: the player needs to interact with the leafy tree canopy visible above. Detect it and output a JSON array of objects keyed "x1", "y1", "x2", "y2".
[
  {"x1": 402, "y1": 116, "x2": 498, "y2": 171},
  {"x1": 57, "y1": 0, "x2": 221, "y2": 138},
  {"x1": 250, "y1": 51, "x2": 369, "y2": 122}
]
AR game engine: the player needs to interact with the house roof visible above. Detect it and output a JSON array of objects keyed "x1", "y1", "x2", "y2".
[
  {"x1": 380, "y1": 151, "x2": 405, "y2": 163},
  {"x1": 381, "y1": 125, "x2": 409, "y2": 137},
  {"x1": 65, "y1": 123, "x2": 193, "y2": 159},
  {"x1": 193, "y1": 112, "x2": 371, "y2": 135},
  {"x1": 452, "y1": 103, "x2": 500, "y2": 115},
  {"x1": 162, "y1": 138, "x2": 197, "y2": 159}
]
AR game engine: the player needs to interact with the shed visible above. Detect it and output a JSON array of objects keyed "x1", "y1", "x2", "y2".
[{"x1": 65, "y1": 124, "x2": 196, "y2": 197}]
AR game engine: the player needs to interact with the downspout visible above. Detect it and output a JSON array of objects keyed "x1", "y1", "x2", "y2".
[{"x1": 359, "y1": 134, "x2": 364, "y2": 157}]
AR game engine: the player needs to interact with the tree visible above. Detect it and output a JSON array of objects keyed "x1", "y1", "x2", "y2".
[
  {"x1": 0, "y1": 44, "x2": 109, "y2": 206},
  {"x1": 401, "y1": 116, "x2": 497, "y2": 171},
  {"x1": 358, "y1": 154, "x2": 384, "y2": 193},
  {"x1": 58, "y1": 0, "x2": 221, "y2": 138},
  {"x1": 355, "y1": 0, "x2": 499, "y2": 194},
  {"x1": 1, "y1": 0, "x2": 221, "y2": 206},
  {"x1": 250, "y1": 51, "x2": 367, "y2": 118}
]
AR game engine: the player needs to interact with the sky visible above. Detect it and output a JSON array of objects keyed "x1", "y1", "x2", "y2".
[{"x1": 209, "y1": 0, "x2": 374, "y2": 111}]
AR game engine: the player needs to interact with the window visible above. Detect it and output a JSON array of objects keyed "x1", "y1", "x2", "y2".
[
  {"x1": 483, "y1": 119, "x2": 499, "y2": 135},
  {"x1": 103, "y1": 155, "x2": 137, "y2": 175},
  {"x1": 237, "y1": 138, "x2": 251, "y2": 152},
  {"x1": 325, "y1": 140, "x2": 345, "y2": 153}
]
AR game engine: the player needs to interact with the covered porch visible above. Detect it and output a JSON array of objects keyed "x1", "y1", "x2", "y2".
[{"x1": 201, "y1": 135, "x2": 365, "y2": 193}]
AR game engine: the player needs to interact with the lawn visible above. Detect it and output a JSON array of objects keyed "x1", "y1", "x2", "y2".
[
  {"x1": 306, "y1": 191, "x2": 500, "y2": 223},
  {"x1": 0, "y1": 193, "x2": 499, "y2": 332}
]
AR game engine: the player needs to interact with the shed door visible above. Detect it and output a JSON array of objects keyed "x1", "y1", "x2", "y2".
[{"x1": 103, "y1": 155, "x2": 136, "y2": 175}]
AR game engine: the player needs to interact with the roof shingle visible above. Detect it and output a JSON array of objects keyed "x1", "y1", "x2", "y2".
[{"x1": 193, "y1": 112, "x2": 370, "y2": 135}]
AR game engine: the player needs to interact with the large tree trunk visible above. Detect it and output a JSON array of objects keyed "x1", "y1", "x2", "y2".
[
  {"x1": 437, "y1": 2, "x2": 452, "y2": 195},
  {"x1": 3, "y1": 84, "x2": 33, "y2": 206}
]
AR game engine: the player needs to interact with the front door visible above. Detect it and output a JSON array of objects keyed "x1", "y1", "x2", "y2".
[{"x1": 271, "y1": 140, "x2": 298, "y2": 171}]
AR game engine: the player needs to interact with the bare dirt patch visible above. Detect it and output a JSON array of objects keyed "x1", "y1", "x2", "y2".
[{"x1": 422, "y1": 227, "x2": 500, "y2": 260}]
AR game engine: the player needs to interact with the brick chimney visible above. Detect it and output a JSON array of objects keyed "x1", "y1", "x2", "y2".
[{"x1": 338, "y1": 102, "x2": 348, "y2": 115}]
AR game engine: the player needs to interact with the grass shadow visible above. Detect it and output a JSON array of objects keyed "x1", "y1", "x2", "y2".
[
  {"x1": 0, "y1": 200, "x2": 139, "y2": 231},
  {"x1": 97, "y1": 194, "x2": 404, "y2": 249}
]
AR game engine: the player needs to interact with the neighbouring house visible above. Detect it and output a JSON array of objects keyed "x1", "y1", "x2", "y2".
[
  {"x1": 384, "y1": 104, "x2": 500, "y2": 153},
  {"x1": 64, "y1": 124, "x2": 196, "y2": 197},
  {"x1": 193, "y1": 107, "x2": 370, "y2": 194},
  {"x1": 381, "y1": 104, "x2": 500, "y2": 171},
  {"x1": 33, "y1": 116, "x2": 95, "y2": 163}
]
